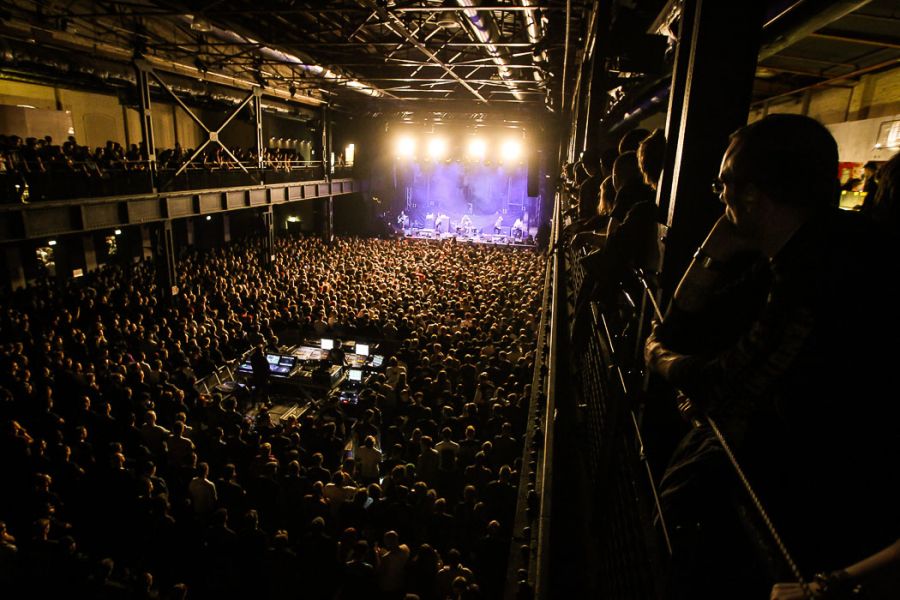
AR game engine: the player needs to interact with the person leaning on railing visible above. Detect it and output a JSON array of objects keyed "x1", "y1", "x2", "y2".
[
  {"x1": 770, "y1": 538, "x2": 900, "y2": 599},
  {"x1": 644, "y1": 114, "x2": 900, "y2": 597}
]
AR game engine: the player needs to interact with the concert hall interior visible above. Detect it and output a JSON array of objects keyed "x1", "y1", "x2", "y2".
[{"x1": 1, "y1": 1, "x2": 900, "y2": 599}]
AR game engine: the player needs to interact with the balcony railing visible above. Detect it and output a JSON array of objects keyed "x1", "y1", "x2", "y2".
[{"x1": 2, "y1": 160, "x2": 343, "y2": 203}]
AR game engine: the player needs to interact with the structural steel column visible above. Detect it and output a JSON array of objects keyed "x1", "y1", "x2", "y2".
[
  {"x1": 83, "y1": 235, "x2": 98, "y2": 273},
  {"x1": 262, "y1": 207, "x2": 275, "y2": 267},
  {"x1": 185, "y1": 219, "x2": 195, "y2": 246},
  {"x1": 571, "y1": 53, "x2": 593, "y2": 157},
  {"x1": 324, "y1": 197, "x2": 334, "y2": 244},
  {"x1": 134, "y1": 61, "x2": 158, "y2": 191},
  {"x1": 322, "y1": 104, "x2": 332, "y2": 180},
  {"x1": 582, "y1": 48, "x2": 603, "y2": 149},
  {"x1": 254, "y1": 88, "x2": 265, "y2": 171},
  {"x1": 139, "y1": 225, "x2": 154, "y2": 261},
  {"x1": 661, "y1": 0, "x2": 764, "y2": 297},
  {"x1": 3, "y1": 246, "x2": 26, "y2": 291},
  {"x1": 655, "y1": 0, "x2": 697, "y2": 220},
  {"x1": 155, "y1": 220, "x2": 177, "y2": 299},
  {"x1": 222, "y1": 214, "x2": 231, "y2": 243},
  {"x1": 583, "y1": 2, "x2": 614, "y2": 147}
]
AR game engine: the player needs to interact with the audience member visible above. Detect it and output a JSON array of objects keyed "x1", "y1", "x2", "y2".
[{"x1": 645, "y1": 114, "x2": 900, "y2": 597}]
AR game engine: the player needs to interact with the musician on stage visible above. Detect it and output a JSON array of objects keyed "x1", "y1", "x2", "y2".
[
  {"x1": 397, "y1": 210, "x2": 409, "y2": 230},
  {"x1": 493, "y1": 214, "x2": 503, "y2": 234},
  {"x1": 512, "y1": 217, "x2": 524, "y2": 240},
  {"x1": 458, "y1": 214, "x2": 473, "y2": 235}
]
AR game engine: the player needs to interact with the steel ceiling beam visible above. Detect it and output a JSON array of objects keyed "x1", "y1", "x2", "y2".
[
  {"x1": 753, "y1": 56, "x2": 900, "y2": 107},
  {"x1": 363, "y1": 0, "x2": 490, "y2": 103},
  {"x1": 41, "y1": 5, "x2": 564, "y2": 18},
  {"x1": 241, "y1": 77, "x2": 543, "y2": 84},
  {"x1": 0, "y1": 17, "x2": 325, "y2": 106},
  {"x1": 332, "y1": 61, "x2": 544, "y2": 69},
  {"x1": 810, "y1": 30, "x2": 900, "y2": 50},
  {"x1": 174, "y1": 14, "x2": 396, "y2": 99},
  {"x1": 456, "y1": 0, "x2": 523, "y2": 100},
  {"x1": 140, "y1": 41, "x2": 545, "y2": 48},
  {"x1": 759, "y1": 0, "x2": 874, "y2": 59}
]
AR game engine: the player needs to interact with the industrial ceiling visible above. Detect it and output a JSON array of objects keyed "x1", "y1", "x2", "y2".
[{"x1": 0, "y1": 1, "x2": 898, "y2": 126}]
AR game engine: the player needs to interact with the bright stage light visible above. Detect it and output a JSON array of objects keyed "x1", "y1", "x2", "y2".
[
  {"x1": 500, "y1": 139, "x2": 523, "y2": 162},
  {"x1": 396, "y1": 136, "x2": 416, "y2": 159},
  {"x1": 427, "y1": 137, "x2": 448, "y2": 160},
  {"x1": 467, "y1": 138, "x2": 487, "y2": 160}
]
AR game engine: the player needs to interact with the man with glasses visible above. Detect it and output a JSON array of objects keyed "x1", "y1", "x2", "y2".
[{"x1": 644, "y1": 114, "x2": 899, "y2": 598}]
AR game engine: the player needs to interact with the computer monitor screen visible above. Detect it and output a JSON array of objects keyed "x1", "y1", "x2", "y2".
[
  {"x1": 321, "y1": 338, "x2": 334, "y2": 350},
  {"x1": 371, "y1": 355, "x2": 384, "y2": 368},
  {"x1": 348, "y1": 369, "x2": 363, "y2": 382},
  {"x1": 355, "y1": 343, "x2": 370, "y2": 356},
  {"x1": 266, "y1": 354, "x2": 280, "y2": 365}
]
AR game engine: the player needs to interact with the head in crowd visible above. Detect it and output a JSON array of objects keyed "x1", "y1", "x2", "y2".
[
  {"x1": 600, "y1": 147, "x2": 619, "y2": 179},
  {"x1": 725, "y1": 114, "x2": 839, "y2": 210},
  {"x1": 580, "y1": 148, "x2": 602, "y2": 177},
  {"x1": 597, "y1": 176, "x2": 616, "y2": 217},
  {"x1": 863, "y1": 160, "x2": 879, "y2": 179},
  {"x1": 618, "y1": 128, "x2": 650, "y2": 154},
  {"x1": 637, "y1": 129, "x2": 666, "y2": 190},
  {"x1": 612, "y1": 151, "x2": 642, "y2": 192}
]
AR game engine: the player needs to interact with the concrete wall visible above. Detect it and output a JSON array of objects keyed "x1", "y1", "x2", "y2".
[
  {"x1": 827, "y1": 115, "x2": 900, "y2": 163},
  {"x1": 745, "y1": 64, "x2": 900, "y2": 163},
  {"x1": 0, "y1": 79, "x2": 208, "y2": 150},
  {"x1": 748, "y1": 64, "x2": 900, "y2": 125},
  {"x1": 0, "y1": 105, "x2": 74, "y2": 140}
]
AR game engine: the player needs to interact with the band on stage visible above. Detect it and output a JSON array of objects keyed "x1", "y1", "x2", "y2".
[{"x1": 393, "y1": 209, "x2": 528, "y2": 241}]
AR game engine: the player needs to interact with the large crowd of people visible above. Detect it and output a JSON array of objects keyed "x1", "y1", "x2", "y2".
[{"x1": 0, "y1": 235, "x2": 544, "y2": 599}]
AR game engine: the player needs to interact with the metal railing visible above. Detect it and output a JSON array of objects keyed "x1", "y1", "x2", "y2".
[
  {"x1": 504, "y1": 194, "x2": 561, "y2": 599},
  {"x1": 2, "y1": 159, "x2": 332, "y2": 202},
  {"x1": 553, "y1": 181, "x2": 813, "y2": 599},
  {"x1": 506, "y1": 188, "x2": 669, "y2": 599},
  {"x1": 566, "y1": 242, "x2": 668, "y2": 599},
  {"x1": 633, "y1": 271, "x2": 812, "y2": 598},
  {"x1": 195, "y1": 357, "x2": 241, "y2": 397}
]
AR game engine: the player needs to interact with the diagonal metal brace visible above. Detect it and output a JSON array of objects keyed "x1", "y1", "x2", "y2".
[
  {"x1": 136, "y1": 60, "x2": 260, "y2": 177},
  {"x1": 364, "y1": 1, "x2": 488, "y2": 103}
]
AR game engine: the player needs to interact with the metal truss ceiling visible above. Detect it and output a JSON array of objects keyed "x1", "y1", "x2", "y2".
[{"x1": 0, "y1": 0, "x2": 585, "y2": 123}]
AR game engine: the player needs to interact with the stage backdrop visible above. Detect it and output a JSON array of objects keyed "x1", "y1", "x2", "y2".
[{"x1": 394, "y1": 162, "x2": 534, "y2": 234}]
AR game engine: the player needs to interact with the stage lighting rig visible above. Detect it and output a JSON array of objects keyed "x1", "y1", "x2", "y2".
[
  {"x1": 467, "y1": 138, "x2": 487, "y2": 161},
  {"x1": 427, "y1": 137, "x2": 448, "y2": 160},
  {"x1": 395, "y1": 136, "x2": 416, "y2": 159},
  {"x1": 500, "y1": 139, "x2": 523, "y2": 163}
]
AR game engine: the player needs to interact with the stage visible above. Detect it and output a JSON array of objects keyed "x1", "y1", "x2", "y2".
[{"x1": 399, "y1": 226, "x2": 536, "y2": 247}]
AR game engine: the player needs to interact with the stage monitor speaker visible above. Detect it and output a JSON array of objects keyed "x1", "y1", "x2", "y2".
[{"x1": 527, "y1": 151, "x2": 539, "y2": 197}]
